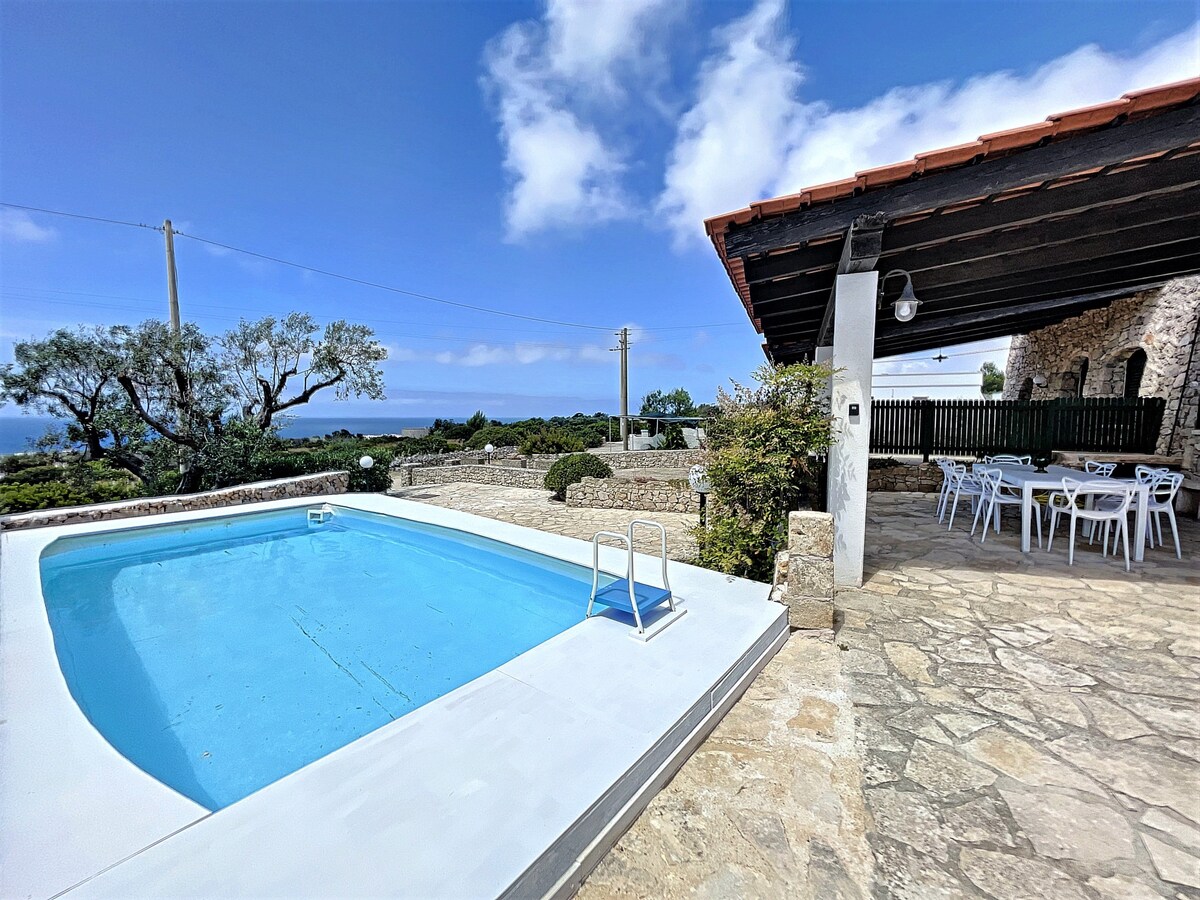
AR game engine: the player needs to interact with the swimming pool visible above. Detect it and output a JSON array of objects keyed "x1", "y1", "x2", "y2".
[
  {"x1": 5, "y1": 493, "x2": 787, "y2": 899},
  {"x1": 40, "y1": 507, "x2": 602, "y2": 809}
]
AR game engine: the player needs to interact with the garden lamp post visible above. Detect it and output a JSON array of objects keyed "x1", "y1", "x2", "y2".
[
  {"x1": 484, "y1": 443, "x2": 494, "y2": 464},
  {"x1": 688, "y1": 464, "x2": 711, "y2": 527}
]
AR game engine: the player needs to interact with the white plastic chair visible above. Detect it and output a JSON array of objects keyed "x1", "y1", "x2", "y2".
[
  {"x1": 934, "y1": 458, "x2": 956, "y2": 521},
  {"x1": 1145, "y1": 472, "x2": 1184, "y2": 559},
  {"x1": 985, "y1": 454, "x2": 1032, "y2": 465},
  {"x1": 973, "y1": 466, "x2": 1041, "y2": 546},
  {"x1": 1084, "y1": 460, "x2": 1117, "y2": 477},
  {"x1": 944, "y1": 463, "x2": 984, "y2": 531},
  {"x1": 1134, "y1": 464, "x2": 1170, "y2": 484},
  {"x1": 1047, "y1": 478, "x2": 1138, "y2": 571}
]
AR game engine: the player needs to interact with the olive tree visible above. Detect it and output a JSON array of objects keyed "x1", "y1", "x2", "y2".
[
  {"x1": 1, "y1": 313, "x2": 388, "y2": 493},
  {"x1": 0, "y1": 326, "x2": 121, "y2": 460},
  {"x1": 219, "y1": 313, "x2": 386, "y2": 428}
]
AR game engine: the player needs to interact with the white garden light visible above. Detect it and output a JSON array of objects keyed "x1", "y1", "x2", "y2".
[{"x1": 359, "y1": 455, "x2": 374, "y2": 470}]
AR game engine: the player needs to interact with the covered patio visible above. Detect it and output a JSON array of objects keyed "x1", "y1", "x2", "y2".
[{"x1": 705, "y1": 76, "x2": 1200, "y2": 586}]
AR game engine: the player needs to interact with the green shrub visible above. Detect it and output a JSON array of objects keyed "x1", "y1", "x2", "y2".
[
  {"x1": 543, "y1": 453, "x2": 613, "y2": 500},
  {"x1": 1, "y1": 453, "x2": 55, "y2": 474},
  {"x1": 4, "y1": 464, "x2": 65, "y2": 485},
  {"x1": 693, "y1": 363, "x2": 834, "y2": 581},
  {"x1": 255, "y1": 448, "x2": 394, "y2": 492},
  {"x1": 0, "y1": 481, "x2": 90, "y2": 513},
  {"x1": 519, "y1": 428, "x2": 585, "y2": 456},
  {"x1": 658, "y1": 423, "x2": 688, "y2": 450},
  {"x1": 466, "y1": 425, "x2": 523, "y2": 450}
]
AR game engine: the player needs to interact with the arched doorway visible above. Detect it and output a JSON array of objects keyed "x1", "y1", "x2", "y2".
[{"x1": 1123, "y1": 349, "x2": 1147, "y2": 399}]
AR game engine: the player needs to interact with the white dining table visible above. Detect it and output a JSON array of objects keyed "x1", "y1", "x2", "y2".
[{"x1": 972, "y1": 463, "x2": 1151, "y2": 561}]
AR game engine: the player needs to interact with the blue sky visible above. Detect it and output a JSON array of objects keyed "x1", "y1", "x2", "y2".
[{"x1": 1, "y1": 0, "x2": 1197, "y2": 418}]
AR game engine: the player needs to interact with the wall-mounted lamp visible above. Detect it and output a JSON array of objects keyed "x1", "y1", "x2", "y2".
[
  {"x1": 880, "y1": 269, "x2": 921, "y2": 322},
  {"x1": 1032, "y1": 375, "x2": 1048, "y2": 388}
]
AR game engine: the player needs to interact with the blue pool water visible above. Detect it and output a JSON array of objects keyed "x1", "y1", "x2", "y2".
[{"x1": 40, "y1": 508, "x2": 599, "y2": 810}]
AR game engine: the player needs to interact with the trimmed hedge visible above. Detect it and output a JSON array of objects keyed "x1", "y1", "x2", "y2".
[{"x1": 543, "y1": 453, "x2": 613, "y2": 500}]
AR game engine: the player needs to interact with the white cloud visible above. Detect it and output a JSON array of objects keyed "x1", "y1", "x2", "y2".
[
  {"x1": 657, "y1": 0, "x2": 804, "y2": 247},
  {"x1": 430, "y1": 339, "x2": 611, "y2": 367},
  {"x1": 0, "y1": 209, "x2": 57, "y2": 243},
  {"x1": 659, "y1": 8, "x2": 1200, "y2": 244},
  {"x1": 482, "y1": 0, "x2": 675, "y2": 239}
]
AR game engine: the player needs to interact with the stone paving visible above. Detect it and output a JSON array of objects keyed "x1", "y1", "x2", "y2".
[
  {"x1": 389, "y1": 478, "x2": 1199, "y2": 898},
  {"x1": 842, "y1": 492, "x2": 1200, "y2": 899},
  {"x1": 389, "y1": 481, "x2": 699, "y2": 559},
  {"x1": 579, "y1": 635, "x2": 874, "y2": 900}
]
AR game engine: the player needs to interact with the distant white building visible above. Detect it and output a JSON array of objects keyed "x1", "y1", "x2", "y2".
[{"x1": 400, "y1": 427, "x2": 430, "y2": 438}]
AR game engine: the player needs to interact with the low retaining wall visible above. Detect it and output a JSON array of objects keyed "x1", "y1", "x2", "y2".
[
  {"x1": 772, "y1": 510, "x2": 834, "y2": 630},
  {"x1": 867, "y1": 461, "x2": 942, "y2": 493},
  {"x1": 566, "y1": 477, "x2": 700, "y2": 513},
  {"x1": 0, "y1": 472, "x2": 351, "y2": 532},
  {"x1": 528, "y1": 449, "x2": 707, "y2": 471},
  {"x1": 408, "y1": 464, "x2": 545, "y2": 490}
]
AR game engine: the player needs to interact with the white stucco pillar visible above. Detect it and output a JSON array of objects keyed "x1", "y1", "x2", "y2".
[{"x1": 826, "y1": 271, "x2": 878, "y2": 587}]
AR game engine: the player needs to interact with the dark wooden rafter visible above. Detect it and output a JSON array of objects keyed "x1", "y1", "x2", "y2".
[
  {"x1": 815, "y1": 213, "x2": 886, "y2": 347},
  {"x1": 723, "y1": 104, "x2": 1200, "y2": 258},
  {"x1": 714, "y1": 98, "x2": 1200, "y2": 363}
]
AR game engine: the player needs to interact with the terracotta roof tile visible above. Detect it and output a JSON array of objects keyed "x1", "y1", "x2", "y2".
[
  {"x1": 1124, "y1": 78, "x2": 1200, "y2": 112},
  {"x1": 1049, "y1": 98, "x2": 1131, "y2": 132},
  {"x1": 702, "y1": 76, "x2": 1200, "y2": 240},
  {"x1": 915, "y1": 140, "x2": 987, "y2": 168},
  {"x1": 979, "y1": 121, "x2": 1058, "y2": 152},
  {"x1": 702, "y1": 76, "x2": 1200, "y2": 313},
  {"x1": 856, "y1": 159, "x2": 923, "y2": 187},
  {"x1": 805, "y1": 176, "x2": 859, "y2": 204}
]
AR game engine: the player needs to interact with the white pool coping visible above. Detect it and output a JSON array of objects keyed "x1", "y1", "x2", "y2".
[{"x1": 1, "y1": 493, "x2": 787, "y2": 899}]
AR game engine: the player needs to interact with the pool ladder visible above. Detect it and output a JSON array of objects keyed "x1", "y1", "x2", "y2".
[{"x1": 587, "y1": 520, "x2": 684, "y2": 638}]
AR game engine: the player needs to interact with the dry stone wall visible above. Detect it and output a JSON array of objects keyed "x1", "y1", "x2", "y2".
[
  {"x1": 565, "y1": 477, "x2": 700, "y2": 513},
  {"x1": 0, "y1": 472, "x2": 350, "y2": 531},
  {"x1": 772, "y1": 510, "x2": 835, "y2": 630},
  {"x1": 1004, "y1": 276, "x2": 1200, "y2": 455},
  {"x1": 408, "y1": 464, "x2": 545, "y2": 489},
  {"x1": 867, "y1": 461, "x2": 942, "y2": 493},
  {"x1": 528, "y1": 449, "x2": 707, "y2": 471}
]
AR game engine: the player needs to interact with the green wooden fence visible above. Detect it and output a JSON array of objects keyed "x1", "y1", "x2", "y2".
[{"x1": 870, "y1": 397, "x2": 1166, "y2": 461}]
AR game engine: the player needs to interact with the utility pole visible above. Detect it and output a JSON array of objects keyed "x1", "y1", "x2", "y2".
[
  {"x1": 163, "y1": 219, "x2": 181, "y2": 334},
  {"x1": 618, "y1": 327, "x2": 629, "y2": 451}
]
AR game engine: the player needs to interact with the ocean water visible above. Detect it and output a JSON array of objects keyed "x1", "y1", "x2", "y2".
[
  {"x1": 0, "y1": 415, "x2": 540, "y2": 454},
  {"x1": 40, "y1": 506, "x2": 600, "y2": 809}
]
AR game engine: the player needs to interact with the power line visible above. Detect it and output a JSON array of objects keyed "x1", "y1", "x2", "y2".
[
  {"x1": 175, "y1": 229, "x2": 622, "y2": 331},
  {"x1": 0, "y1": 202, "x2": 160, "y2": 232},
  {"x1": 2, "y1": 202, "x2": 747, "y2": 333},
  {"x1": 873, "y1": 370, "x2": 982, "y2": 377}
]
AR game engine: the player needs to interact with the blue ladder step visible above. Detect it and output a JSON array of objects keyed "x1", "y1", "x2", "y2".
[{"x1": 591, "y1": 579, "x2": 672, "y2": 616}]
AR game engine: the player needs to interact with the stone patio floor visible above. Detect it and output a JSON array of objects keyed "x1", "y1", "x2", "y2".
[
  {"x1": 389, "y1": 482, "x2": 699, "y2": 559},
  {"x1": 388, "y1": 480, "x2": 1199, "y2": 898},
  {"x1": 841, "y1": 492, "x2": 1200, "y2": 899}
]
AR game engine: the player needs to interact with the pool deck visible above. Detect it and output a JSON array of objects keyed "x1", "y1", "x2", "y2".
[{"x1": 0, "y1": 493, "x2": 786, "y2": 899}]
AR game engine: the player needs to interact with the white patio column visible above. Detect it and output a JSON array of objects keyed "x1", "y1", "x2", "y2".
[{"x1": 826, "y1": 271, "x2": 878, "y2": 587}]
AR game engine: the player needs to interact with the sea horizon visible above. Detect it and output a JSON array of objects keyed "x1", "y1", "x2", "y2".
[{"x1": 0, "y1": 413, "x2": 593, "y2": 455}]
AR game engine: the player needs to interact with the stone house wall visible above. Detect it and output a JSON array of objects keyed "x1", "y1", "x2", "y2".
[
  {"x1": 565, "y1": 477, "x2": 700, "y2": 513},
  {"x1": 1003, "y1": 276, "x2": 1200, "y2": 455},
  {"x1": 0, "y1": 472, "x2": 351, "y2": 531}
]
